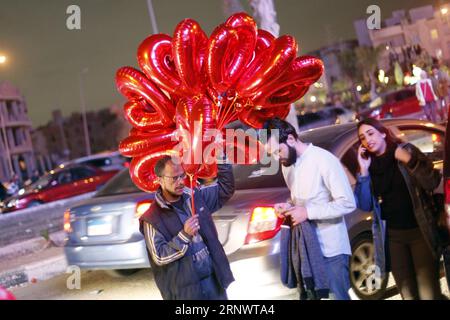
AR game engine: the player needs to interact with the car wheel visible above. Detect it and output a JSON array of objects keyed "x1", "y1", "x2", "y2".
[
  {"x1": 105, "y1": 269, "x2": 141, "y2": 277},
  {"x1": 27, "y1": 200, "x2": 42, "y2": 208},
  {"x1": 350, "y1": 233, "x2": 388, "y2": 300}
]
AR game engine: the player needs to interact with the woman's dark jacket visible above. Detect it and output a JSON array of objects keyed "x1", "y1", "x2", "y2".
[{"x1": 354, "y1": 143, "x2": 442, "y2": 275}]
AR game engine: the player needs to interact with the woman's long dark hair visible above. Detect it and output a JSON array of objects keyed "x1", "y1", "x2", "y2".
[{"x1": 357, "y1": 118, "x2": 403, "y2": 145}]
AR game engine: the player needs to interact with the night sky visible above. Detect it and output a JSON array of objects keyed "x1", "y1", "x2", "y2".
[{"x1": 0, "y1": 0, "x2": 437, "y2": 127}]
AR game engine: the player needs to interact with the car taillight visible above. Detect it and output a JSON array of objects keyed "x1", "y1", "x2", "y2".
[
  {"x1": 445, "y1": 179, "x2": 450, "y2": 203},
  {"x1": 63, "y1": 209, "x2": 72, "y2": 233},
  {"x1": 244, "y1": 207, "x2": 283, "y2": 244},
  {"x1": 135, "y1": 200, "x2": 152, "y2": 219}
]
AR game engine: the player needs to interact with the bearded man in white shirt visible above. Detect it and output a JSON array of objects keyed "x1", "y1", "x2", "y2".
[{"x1": 264, "y1": 118, "x2": 356, "y2": 300}]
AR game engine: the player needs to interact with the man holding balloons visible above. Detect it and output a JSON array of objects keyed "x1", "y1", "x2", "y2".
[{"x1": 139, "y1": 155, "x2": 235, "y2": 300}]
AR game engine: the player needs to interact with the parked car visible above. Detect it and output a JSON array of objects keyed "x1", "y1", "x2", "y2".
[
  {"x1": 297, "y1": 110, "x2": 335, "y2": 131},
  {"x1": 357, "y1": 87, "x2": 423, "y2": 120},
  {"x1": 356, "y1": 96, "x2": 384, "y2": 120},
  {"x1": 64, "y1": 119, "x2": 445, "y2": 300},
  {"x1": 61, "y1": 151, "x2": 129, "y2": 172},
  {"x1": 0, "y1": 164, "x2": 118, "y2": 213},
  {"x1": 326, "y1": 106, "x2": 356, "y2": 124},
  {"x1": 297, "y1": 106, "x2": 355, "y2": 132},
  {"x1": 379, "y1": 87, "x2": 423, "y2": 119}
]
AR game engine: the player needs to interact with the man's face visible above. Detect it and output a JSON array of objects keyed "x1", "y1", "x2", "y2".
[
  {"x1": 158, "y1": 160, "x2": 186, "y2": 197},
  {"x1": 433, "y1": 68, "x2": 439, "y2": 76},
  {"x1": 267, "y1": 136, "x2": 298, "y2": 167}
]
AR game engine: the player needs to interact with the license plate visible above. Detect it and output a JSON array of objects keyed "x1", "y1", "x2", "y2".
[{"x1": 87, "y1": 217, "x2": 112, "y2": 236}]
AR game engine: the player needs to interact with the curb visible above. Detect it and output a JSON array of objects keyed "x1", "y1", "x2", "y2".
[
  {"x1": 25, "y1": 254, "x2": 68, "y2": 283},
  {"x1": 0, "y1": 231, "x2": 68, "y2": 289},
  {"x1": 0, "y1": 231, "x2": 66, "y2": 261},
  {"x1": 0, "y1": 253, "x2": 68, "y2": 289}
]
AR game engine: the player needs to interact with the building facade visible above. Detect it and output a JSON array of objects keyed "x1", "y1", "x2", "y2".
[
  {"x1": 0, "y1": 81, "x2": 36, "y2": 183},
  {"x1": 354, "y1": 4, "x2": 450, "y2": 70}
]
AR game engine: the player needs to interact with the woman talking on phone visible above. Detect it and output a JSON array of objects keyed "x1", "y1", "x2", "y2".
[{"x1": 354, "y1": 118, "x2": 443, "y2": 300}]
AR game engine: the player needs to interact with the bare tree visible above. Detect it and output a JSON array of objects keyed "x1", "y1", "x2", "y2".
[
  {"x1": 222, "y1": 0, "x2": 245, "y2": 17},
  {"x1": 355, "y1": 46, "x2": 383, "y2": 100},
  {"x1": 337, "y1": 49, "x2": 361, "y2": 103}
]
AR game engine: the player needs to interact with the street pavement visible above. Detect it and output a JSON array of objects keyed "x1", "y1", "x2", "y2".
[
  {"x1": 2, "y1": 232, "x2": 449, "y2": 300},
  {"x1": 9, "y1": 268, "x2": 299, "y2": 300},
  {"x1": 7, "y1": 248, "x2": 448, "y2": 300}
]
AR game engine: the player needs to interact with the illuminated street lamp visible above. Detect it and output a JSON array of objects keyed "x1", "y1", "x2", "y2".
[
  {"x1": 441, "y1": 7, "x2": 449, "y2": 25},
  {"x1": 378, "y1": 69, "x2": 385, "y2": 83},
  {"x1": 0, "y1": 55, "x2": 6, "y2": 64}
]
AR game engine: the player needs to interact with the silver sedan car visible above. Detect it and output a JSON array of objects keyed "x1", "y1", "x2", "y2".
[{"x1": 64, "y1": 119, "x2": 446, "y2": 300}]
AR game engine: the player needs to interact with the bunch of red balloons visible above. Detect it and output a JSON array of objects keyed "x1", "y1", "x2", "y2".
[{"x1": 116, "y1": 13, "x2": 323, "y2": 192}]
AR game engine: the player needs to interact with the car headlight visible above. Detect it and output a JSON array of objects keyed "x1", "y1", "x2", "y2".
[
  {"x1": 7, "y1": 199, "x2": 18, "y2": 208},
  {"x1": 370, "y1": 109, "x2": 380, "y2": 117}
]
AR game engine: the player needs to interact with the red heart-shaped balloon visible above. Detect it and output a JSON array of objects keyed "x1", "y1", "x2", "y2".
[
  {"x1": 206, "y1": 22, "x2": 257, "y2": 94},
  {"x1": 119, "y1": 128, "x2": 177, "y2": 157},
  {"x1": 238, "y1": 104, "x2": 290, "y2": 129},
  {"x1": 249, "y1": 29, "x2": 275, "y2": 66},
  {"x1": 236, "y1": 35, "x2": 297, "y2": 97},
  {"x1": 116, "y1": 67, "x2": 175, "y2": 126},
  {"x1": 175, "y1": 95, "x2": 217, "y2": 176},
  {"x1": 197, "y1": 163, "x2": 218, "y2": 179},
  {"x1": 173, "y1": 19, "x2": 208, "y2": 95},
  {"x1": 129, "y1": 148, "x2": 180, "y2": 192},
  {"x1": 252, "y1": 56, "x2": 324, "y2": 107},
  {"x1": 123, "y1": 100, "x2": 166, "y2": 130},
  {"x1": 137, "y1": 34, "x2": 189, "y2": 97}
]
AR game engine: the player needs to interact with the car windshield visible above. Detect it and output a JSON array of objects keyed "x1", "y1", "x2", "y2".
[
  {"x1": 26, "y1": 174, "x2": 52, "y2": 190},
  {"x1": 95, "y1": 169, "x2": 141, "y2": 197}
]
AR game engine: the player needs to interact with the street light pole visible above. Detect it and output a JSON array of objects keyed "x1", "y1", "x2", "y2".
[
  {"x1": 146, "y1": 0, "x2": 159, "y2": 34},
  {"x1": 79, "y1": 68, "x2": 91, "y2": 156}
]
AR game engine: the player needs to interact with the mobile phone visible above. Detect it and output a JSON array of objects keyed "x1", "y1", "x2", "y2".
[{"x1": 361, "y1": 149, "x2": 369, "y2": 160}]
